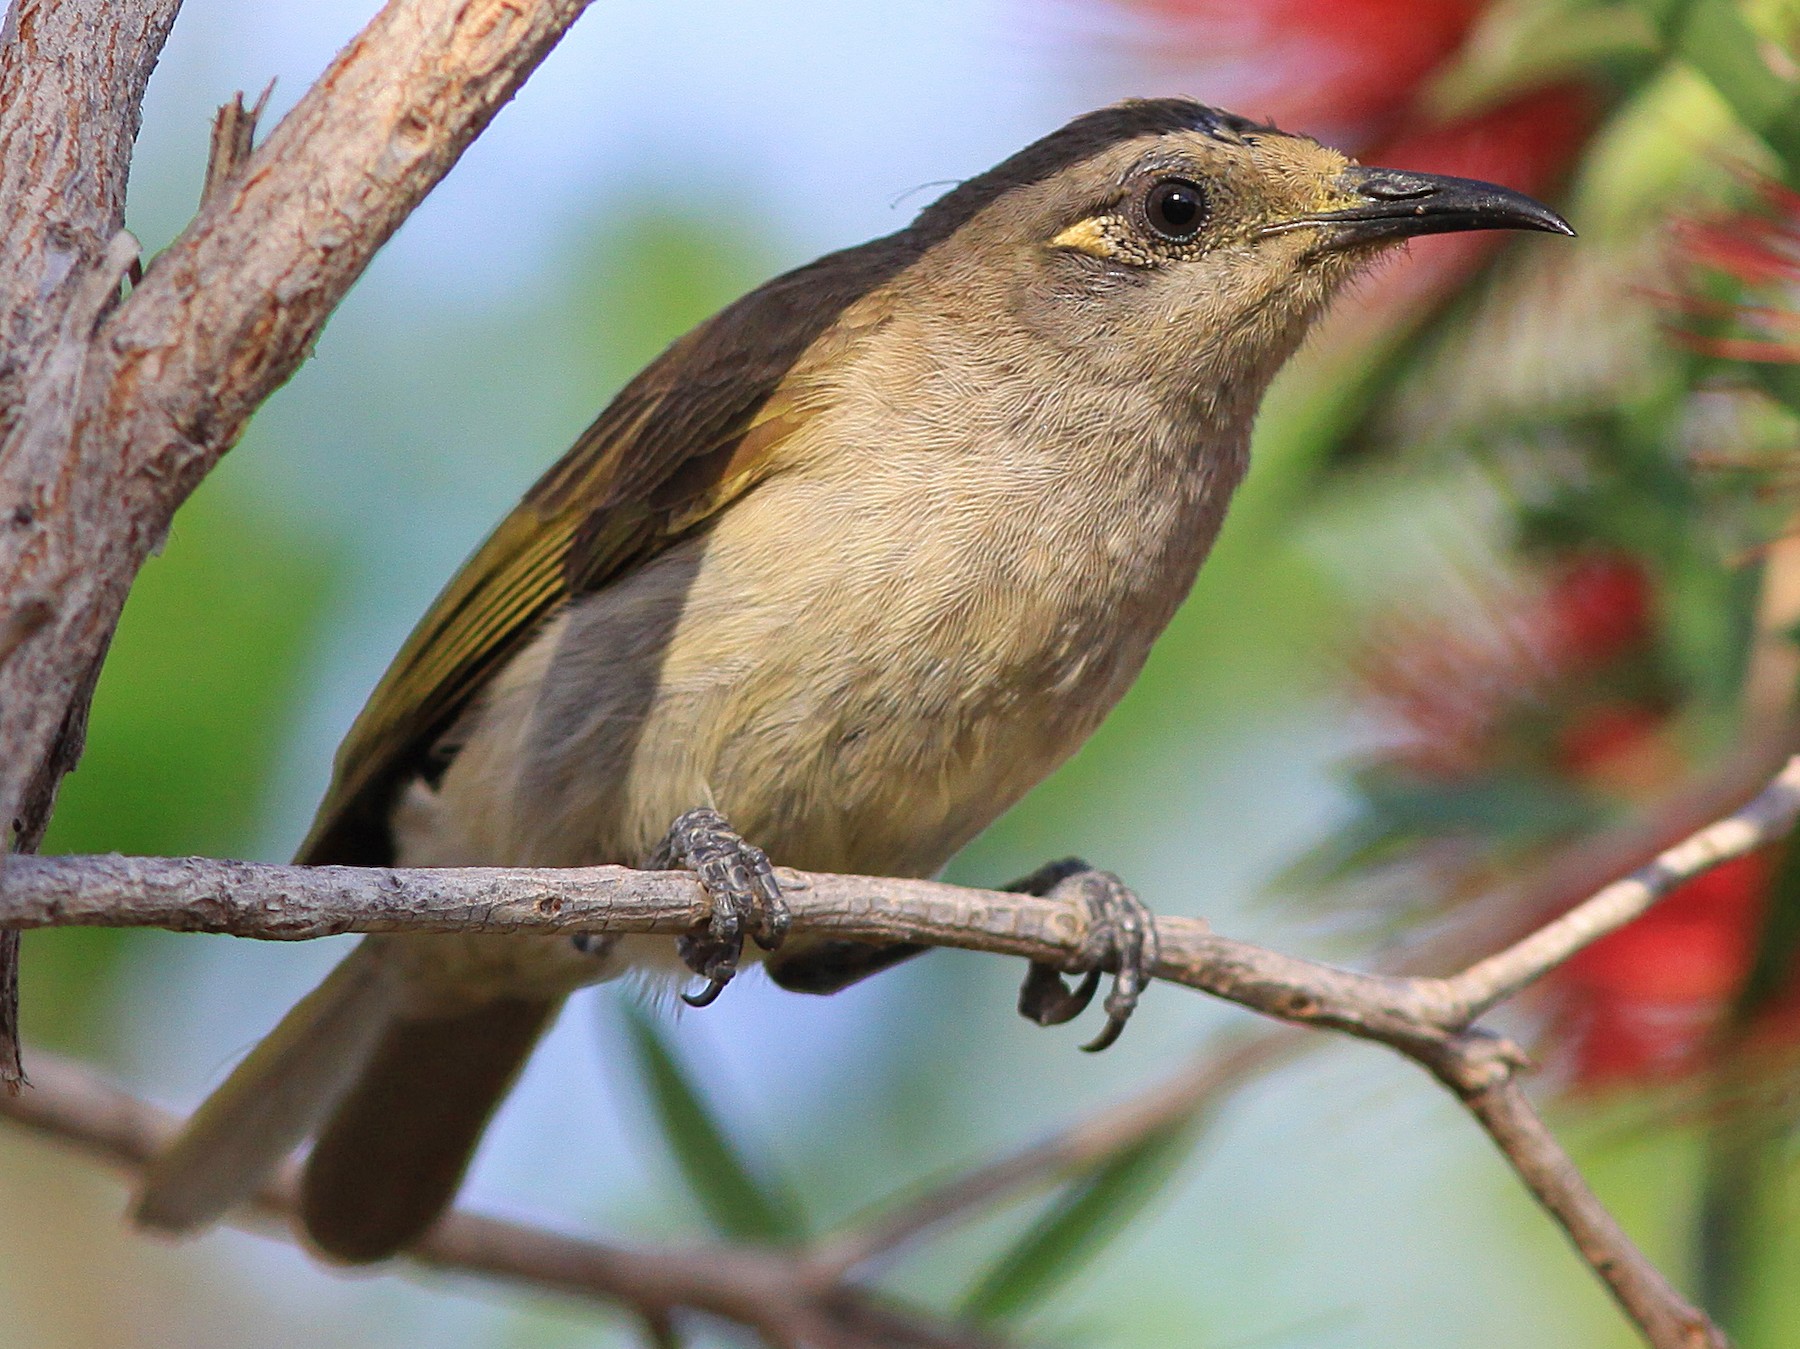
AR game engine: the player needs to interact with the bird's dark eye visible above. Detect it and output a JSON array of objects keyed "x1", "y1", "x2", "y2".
[{"x1": 1144, "y1": 178, "x2": 1207, "y2": 241}]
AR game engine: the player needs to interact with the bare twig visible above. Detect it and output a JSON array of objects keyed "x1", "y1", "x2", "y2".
[
  {"x1": 200, "y1": 80, "x2": 273, "y2": 208},
  {"x1": 0, "y1": 851, "x2": 1582, "y2": 1054},
  {"x1": 0, "y1": 1049, "x2": 1000, "y2": 1349},
  {"x1": 12, "y1": 759, "x2": 1797, "y2": 1346},
  {"x1": 12, "y1": 746, "x2": 1797, "y2": 1040},
  {"x1": 1444, "y1": 756, "x2": 1800, "y2": 1018},
  {"x1": 811, "y1": 1031, "x2": 1299, "y2": 1279},
  {"x1": 821, "y1": 732, "x2": 1800, "y2": 1281},
  {"x1": 1459, "y1": 1076, "x2": 1724, "y2": 1349}
]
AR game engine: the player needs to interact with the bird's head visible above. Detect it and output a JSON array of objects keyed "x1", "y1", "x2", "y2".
[{"x1": 904, "y1": 99, "x2": 1572, "y2": 404}]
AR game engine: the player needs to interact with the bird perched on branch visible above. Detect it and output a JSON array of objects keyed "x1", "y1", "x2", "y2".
[{"x1": 134, "y1": 97, "x2": 1570, "y2": 1262}]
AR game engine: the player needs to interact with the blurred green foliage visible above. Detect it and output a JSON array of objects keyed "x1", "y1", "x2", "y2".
[
  {"x1": 621, "y1": 1003, "x2": 809, "y2": 1244},
  {"x1": 23, "y1": 471, "x2": 334, "y2": 1055},
  {"x1": 960, "y1": 1120, "x2": 1194, "y2": 1325},
  {"x1": 566, "y1": 201, "x2": 778, "y2": 391}
]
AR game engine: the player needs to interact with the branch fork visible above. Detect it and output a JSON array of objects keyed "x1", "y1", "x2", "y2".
[{"x1": 9, "y1": 754, "x2": 1799, "y2": 1348}]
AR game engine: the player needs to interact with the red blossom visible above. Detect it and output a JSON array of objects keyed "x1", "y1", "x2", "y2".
[
  {"x1": 1552, "y1": 702, "x2": 1670, "y2": 782},
  {"x1": 1353, "y1": 551, "x2": 1656, "y2": 779},
  {"x1": 1548, "y1": 852, "x2": 1776, "y2": 1088},
  {"x1": 1115, "y1": 0, "x2": 1484, "y2": 136},
  {"x1": 1352, "y1": 604, "x2": 1546, "y2": 780},
  {"x1": 1534, "y1": 551, "x2": 1656, "y2": 674},
  {"x1": 1668, "y1": 175, "x2": 1800, "y2": 363},
  {"x1": 1677, "y1": 177, "x2": 1800, "y2": 289},
  {"x1": 1342, "y1": 545, "x2": 1787, "y2": 1092}
]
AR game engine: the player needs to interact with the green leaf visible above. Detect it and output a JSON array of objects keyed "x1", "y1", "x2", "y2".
[
  {"x1": 1287, "y1": 765, "x2": 1606, "y2": 892},
  {"x1": 30, "y1": 470, "x2": 335, "y2": 1056},
  {"x1": 1634, "y1": 0, "x2": 1800, "y2": 174},
  {"x1": 620, "y1": 1004, "x2": 807, "y2": 1245},
  {"x1": 960, "y1": 1122, "x2": 1194, "y2": 1325},
  {"x1": 1733, "y1": 836, "x2": 1800, "y2": 1022}
]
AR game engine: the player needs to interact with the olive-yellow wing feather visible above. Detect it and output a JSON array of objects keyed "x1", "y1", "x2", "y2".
[{"x1": 298, "y1": 241, "x2": 907, "y2": 866}]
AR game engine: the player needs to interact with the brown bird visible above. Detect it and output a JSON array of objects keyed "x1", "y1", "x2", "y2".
[{"x1": 134, "y1": 97, "x2": 1571, "y2": 1263}]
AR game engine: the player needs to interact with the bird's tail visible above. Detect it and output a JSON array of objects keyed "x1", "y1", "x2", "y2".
[{"x1": 134, "y1": 940, "x2": 555, "y2": 1263}]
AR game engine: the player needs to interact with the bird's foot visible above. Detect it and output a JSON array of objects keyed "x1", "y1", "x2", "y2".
[
  {"x1": 1007, "y1": 858, "x2": 1160, "y2": 1053},
  {"x1": 651, "y1": 807, "x2": 788, "y2": 1008}
]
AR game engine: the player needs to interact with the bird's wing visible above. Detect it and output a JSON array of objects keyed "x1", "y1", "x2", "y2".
[{"x1": 297, "y1": 239, "x2": 907, "y2": 865}]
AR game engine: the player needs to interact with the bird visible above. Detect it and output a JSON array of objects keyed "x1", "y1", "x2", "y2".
[{"x1": 133, "y1": 97, "x2": 1572, "y2": 1263}]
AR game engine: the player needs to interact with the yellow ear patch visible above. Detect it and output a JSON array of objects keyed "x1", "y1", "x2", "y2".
[{"x1": 1049, "y1": 217, "x2": 1118, "y2": 259}]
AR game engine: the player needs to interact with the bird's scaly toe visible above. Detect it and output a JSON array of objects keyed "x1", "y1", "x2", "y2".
[
  {"x1": 650, "y1": 807, "x2": 788, "y2": 1007},
  {"x1": 1008, "y1": 859, "x2": 1160, "y2": 1051}
]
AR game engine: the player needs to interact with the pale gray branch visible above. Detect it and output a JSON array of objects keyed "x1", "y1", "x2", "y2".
[
  {"x1": 11, "y1": 757, "x2": 1798, "y2": 1348},
  {"x1": 1461, "y1": 1076, "x2": 1726, "y2": 1349},
  {"x1": 1446, "y1": 756, "x2": 1800, "y2": 1018},
  {"x1": 0, "y1": 1049, "x2": 998, "y2": 1349},
  {"x1": 13, "y1": 743, "x2": 1799, "y2": 1046},
  {"x1": 0, "y1": 851, "x2": 1502, "y2": 1048}
]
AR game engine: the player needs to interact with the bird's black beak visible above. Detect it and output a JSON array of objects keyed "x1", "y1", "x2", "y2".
[{"x1": 1277, "y1": 166, "x2": 1575, "y2": 247}]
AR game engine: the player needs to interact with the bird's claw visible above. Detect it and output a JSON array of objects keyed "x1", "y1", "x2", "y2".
[
  {"x1": 651, "y1": 807, "x2": 787, "y2": 1007},
  {"x1": 1009, "y1": 859, "x2": 1159, "y2": 1052}
]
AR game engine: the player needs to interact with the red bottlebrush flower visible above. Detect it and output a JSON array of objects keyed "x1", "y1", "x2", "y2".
[
  {"x1": 1351, "y1": 596, "x2": 1552, "y2": 780},
  {"x1": 1667, "y1": 175, "x2": 1800, "y2": 363},
  {"x1": 1547, "y1": 852, "x2": 1775, "y2": 1088},
  {"x1": 1677, "y1": 175, "x2": 1800, "y2": 289},
  {"x1": 1352, "y1": 550, "x2": 1657, "y2": 781},
  {"x1": 1534, "y1": 551, "x2": 1656, "y2": 675},
  {"x1": 1552, "y1": 702, "x2": 1673, "y2": 787},
  {"x1": 1113, "y1": 0, "x2": 1484, "y2": 138},
  {"x1": 1347, "y1": 543, "x2": 1789, "y2": 1092}
]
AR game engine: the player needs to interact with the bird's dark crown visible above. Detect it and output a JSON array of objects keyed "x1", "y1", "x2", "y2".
[{"x1": 911, "y1": 98, "x2": 1277, "y2": 247}]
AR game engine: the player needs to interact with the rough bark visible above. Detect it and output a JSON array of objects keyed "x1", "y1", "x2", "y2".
[{"x1": 0, "y1": 0, "x2": 594, "y2": 1086}]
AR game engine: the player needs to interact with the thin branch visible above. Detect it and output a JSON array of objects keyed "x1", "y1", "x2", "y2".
[
  {"x1": 1457, "y1": 1075, "x2": 1726, "y2": 1349},
  {"x1": 1439, "y1": 725, "x2": 1800, "y2": 964},
  {"x1": 818, "y1": 733, "x2": 1800, "y2": 1281},
  {"x1": 12, "y1": 761, "x2": 1796, "y2": 1346},
  {"x1": 0, "y1": 1049, "x2": 1000, "y2": 1349},
  {"x1": 12, "y1": 744, "x2": 1798, "y2": 1043},
  {"x1": 810, "y1": 1030, "x2": 1299, "y2": 1279},
  {"x1": 0, "y1": 852, "x2": 1503, "y2": 1052},
  {"x1": 1444, "y1": 755, "x2": 1800, "y2": 1018}
]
